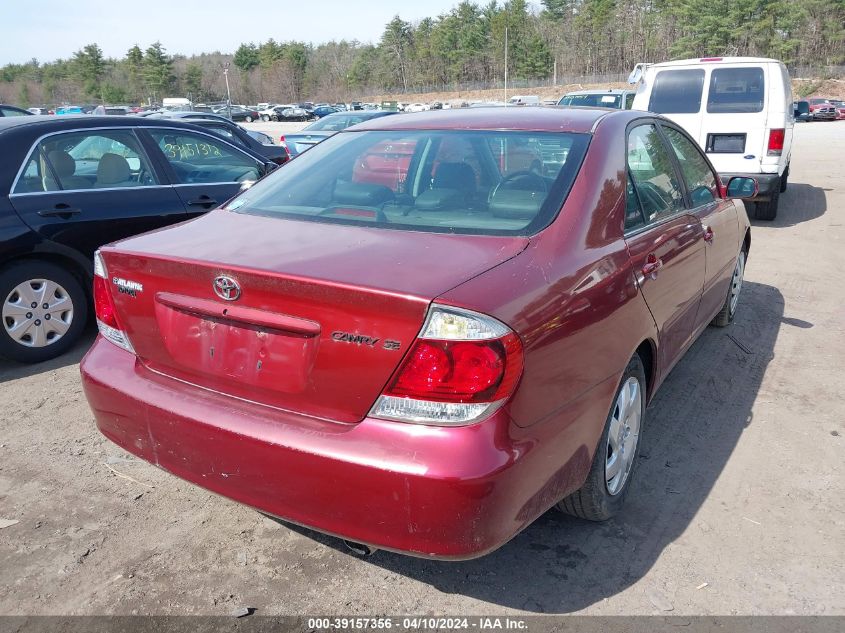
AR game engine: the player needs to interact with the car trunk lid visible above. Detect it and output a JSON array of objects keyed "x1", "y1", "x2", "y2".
[{"x1": 100, "y1": 209, "x2": 528, "y2": 423}]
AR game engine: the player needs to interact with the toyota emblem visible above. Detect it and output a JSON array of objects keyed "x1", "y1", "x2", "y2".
[{"x1": 213, "y1": 275, "x2": 241, "y2": 301}]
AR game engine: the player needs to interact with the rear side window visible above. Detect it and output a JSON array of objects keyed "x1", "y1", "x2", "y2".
[
  {"x1": 229, "y1": 130, "x2": 589, "y2": 236},
  {"x1": 707, "y1": 67, "x2": 765, "y2": 113},
  {"x1": 13, "y1": 130, "x2": 159, "y2": 193},
  {"x1": 648, "y1": 69, "x2": 705, "y2": 114},
  {"x1": 626, "y1": 124, "x2": 685, "y2": 224}
]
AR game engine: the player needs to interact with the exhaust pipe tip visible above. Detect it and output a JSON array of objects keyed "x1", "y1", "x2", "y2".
[{"x1": 343, "y1": 540, "x2": 377, "y2": 557}]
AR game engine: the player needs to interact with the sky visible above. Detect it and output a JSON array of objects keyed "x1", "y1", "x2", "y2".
[{"x1": 0, "y1": 0, "x2": 464, "y2": 65}]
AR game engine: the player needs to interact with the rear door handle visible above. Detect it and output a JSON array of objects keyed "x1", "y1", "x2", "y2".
[
  {"x1": 642, "y1": 254, "x2": 663, "y2": 277},
  {"x1": 37, "y1": 206, "x2": 81, "y2": 218},
  {"x1": 703, "y1": 225, "x2": 714, "y2": 243},
  {"x1": 187, "y1": 196, "x2": 218, "y2": 208}
]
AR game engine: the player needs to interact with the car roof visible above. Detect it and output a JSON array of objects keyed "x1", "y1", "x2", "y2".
[
  {"x1": 349, "y1": 107, "x2": 612, "y2": 133},
  {"x1": 0, "y1": 114, "x2": 246, "y2": 139}
]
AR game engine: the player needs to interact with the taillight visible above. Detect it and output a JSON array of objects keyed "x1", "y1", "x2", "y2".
[
  {"x1": 767, "y1": 128, "x2": 785, "y2": 156},
  {"x1": 93, "y1": 251, "x2": 134, "y2": 354},
  {"x1": 279, "y1": 135, "x2": 287, "y2": 146},
  {"x1": 370, "y1": 305, "x2": 523, "y2": 425}
]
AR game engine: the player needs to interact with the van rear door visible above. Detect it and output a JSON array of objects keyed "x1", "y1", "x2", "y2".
[
  {"x1": 643, "y1": 68, "x2": 707, "y2": 140},
  {"x1": 698, "y1": 64, "x2": 769, "y2": 174}
]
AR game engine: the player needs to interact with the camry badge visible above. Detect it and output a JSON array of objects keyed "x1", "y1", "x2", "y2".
[{"x1": 213, "y1": 275, "x2": 241, "y2": 301}]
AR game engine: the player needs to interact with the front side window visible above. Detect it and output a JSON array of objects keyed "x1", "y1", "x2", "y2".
[
  {"x1": 227, "y1": 130, "x2": 590, "y2": 236},
  {"x1": 148, "y1": 130, "x2": 260, "y2": 184},
  {"x1": 707, "y1": 67, "x2": 765, "y2": 113},
  {"x1": 648, "y1": 69, "x2": 705, "y2": 114},
  {"x1": 661, "y1": 127, "x2": 717, "y2": 207},
  {"x1": 13, "y1": 130, "x2": 158, "y2": 193},
  {"x1": 627, "y1": 124, "x2": 685, "y2": 224}
]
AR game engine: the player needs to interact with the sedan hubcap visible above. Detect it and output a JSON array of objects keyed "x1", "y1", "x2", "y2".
[
  {"x1": 605, "y1": 377, "x2": 642, "y2": 496},
  {"x1": 729, "y1": 252, "x2": 746, "y2": 316},
  {"x1": 2, "y1": 279, "x2": 74, "y2": 348}
]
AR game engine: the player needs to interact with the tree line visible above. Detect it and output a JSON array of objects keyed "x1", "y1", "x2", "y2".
[{"x1": 2, "y1": 0, "x2": 843, "y2": 107}]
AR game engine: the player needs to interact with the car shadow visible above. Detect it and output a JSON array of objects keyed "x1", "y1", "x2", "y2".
[
  {"x1": 0, "y1": 327, "x2": 96, "y2": 384},
  {"x1": 748, "y1": 182, "x2": 827, "y2": 227},
  {"x1": 275, "y1": 280, "x2": 784, "y2": 613}
]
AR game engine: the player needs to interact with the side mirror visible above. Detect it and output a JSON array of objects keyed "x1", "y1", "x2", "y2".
[
  {"x1": 627, "y1": 67, "x2": 642, "y2": 85},
  {"x1": 725, "y1": 176, "x2": 758, "y2": 199}
]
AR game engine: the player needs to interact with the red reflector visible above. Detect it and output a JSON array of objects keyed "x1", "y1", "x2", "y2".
[
  {"x1": 93, "y1": 275, "x2": 118, "y2": 328},
  {"x1": 767, "y1": 128, "x2": 785, "y2": 155},
  {"x1": 700, "y1": 57, "x2": 723, "y2": 62},
  {"x1": 386, "y1": 334, "x2": 523, "y2": 403}
]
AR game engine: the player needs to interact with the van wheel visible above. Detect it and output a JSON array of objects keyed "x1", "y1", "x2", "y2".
[
  {"x1": 558, "y1": 354, "x2": 646, "y2": 521},
  {"x1": 0, "y1": 261, "x2": 88, "y2": 363},
  {"x1": 755, "y1": 187, "x2": 779, "y2": 221},
  {"x1": 779, "y1": 166, "x2": 789, "y2": 192}
]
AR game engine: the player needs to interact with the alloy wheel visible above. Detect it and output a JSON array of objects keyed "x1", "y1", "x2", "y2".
[{"x1": 605, "y1": 376, "x2": 642, "y2": 496}]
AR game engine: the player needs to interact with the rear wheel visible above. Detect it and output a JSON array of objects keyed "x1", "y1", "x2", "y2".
[
  {"x1": 0, "y1": 261, "x2": 88, "y2": 363},
  {"x1": 711, "y1": 249, "x2": 746, "y2": 327},
  {"x1": 755, "y1": 186, "x2": 780, "y2": 221},
  {"x1": 558, "y1": 354, "x2": 646, "y2": 521},
  {"x1": 245, "y1": 115, "x2": 253, "y2": 123},
  {"x1": 261, "y1": 114, "x2": 270, "y2": 122}
]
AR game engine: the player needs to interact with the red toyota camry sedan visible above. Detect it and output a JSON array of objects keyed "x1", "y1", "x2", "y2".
[{"x1": 81, "y1": 108, "x2": 753, "y2": 559}]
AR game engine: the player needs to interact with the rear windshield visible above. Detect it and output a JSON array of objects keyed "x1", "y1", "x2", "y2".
[
  {"x1": 648, "y1": 69, "x2": 705, "y2": 114},
  {"x1": 707, "y1": 67, "x2": 765, "y2": 113},
  {"x1": 559, "y1": 93, "x2": 622, "y2": 108},
  {"x1": 229, "y1": 130, "x2": 590, "y2": 236}
]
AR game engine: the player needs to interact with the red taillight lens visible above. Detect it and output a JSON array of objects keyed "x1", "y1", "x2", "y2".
[
  {"x1": 93, "y1": 275, "x2": 118, "y2": 328},
  {"x1": 279, "y1": 135, "x2": 286, "y2": 145},
  {"x1": 93, "y1": 250, "x2": 135, "y2": 354},
  {"x1": 386, "y1": 333, "x2": 522, "y2": 403},
  {"x1": 767, "y1": 128, "x2": 785, "y2": 155}
]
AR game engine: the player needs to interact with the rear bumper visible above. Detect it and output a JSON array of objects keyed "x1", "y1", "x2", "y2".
[
  {"x1": 80, "y1": 337, "x2": 599, "y2": 559},
  {"x1": 720, "y1": 172, "x2": 780, "y2": 201}
]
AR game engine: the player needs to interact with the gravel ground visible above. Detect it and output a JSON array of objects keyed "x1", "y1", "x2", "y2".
[{"x1": 0, "y1": 121, "x2": 843, "y2": 616}]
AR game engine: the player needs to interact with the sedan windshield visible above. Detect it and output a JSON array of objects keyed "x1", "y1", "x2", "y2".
[
  {"x1": 228, "y1": 129, "x2": 589, "y2": 236},
  {"x1": 559, "y1": 94, "x2": 622, "y2": 108}
]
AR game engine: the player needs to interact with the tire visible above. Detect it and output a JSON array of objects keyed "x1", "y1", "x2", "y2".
[
  {"x1": 271, "y1": 115, "x2": 279, "y2": 122},
  {"x1": 245, "y1": 116, "x2": 253, "y2": 123},
  {"x1": 261, "y1": 114, "x2": 270, "y2": 122},
  {"x1": 0, "y1": 261, "x2": 88, "y2": 363},
  {"x1": 779, "y1": 165, "x2": 789, "y2": 193},
  {"x1": 558, "y1": 354, "x2": 646, "y2": 521},
  {"x1": 754, "y1": 186, "x2": 779, "y2": 221},
  {"x1": 711, "y1": 248, "x2": 746, "y2": 327}
]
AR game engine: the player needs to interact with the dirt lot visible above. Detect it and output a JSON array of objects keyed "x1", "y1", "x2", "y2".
[{"x1": 0, "y1": 121, "x2": 843, "y2": 617}]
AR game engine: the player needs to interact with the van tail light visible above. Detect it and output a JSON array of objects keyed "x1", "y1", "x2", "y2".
[
  {"x1": 767, "y1": 128, "x2": 785, "y2": 156},
  {"x1": 93, "y1": 251, "x2": 135, "y2": 354},
  {"x1": 370, "y1": 305, "x2": 523, "y2": 425}
]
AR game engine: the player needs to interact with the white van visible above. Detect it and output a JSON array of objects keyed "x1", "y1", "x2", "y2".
[
  {"x1": 629, "y1": 57, "x2": 793, "y2": 220},
  {"x1": 507, "y1": 95, "x2": 540, "y2": 106}
]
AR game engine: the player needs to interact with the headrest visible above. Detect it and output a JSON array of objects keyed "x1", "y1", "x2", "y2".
[
  {"x1": 97, "y1": 153, "x2": 131, "y2": 185},
  {"x1": 47, "y1": 150, "x2": 76, "y2": 177}
]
